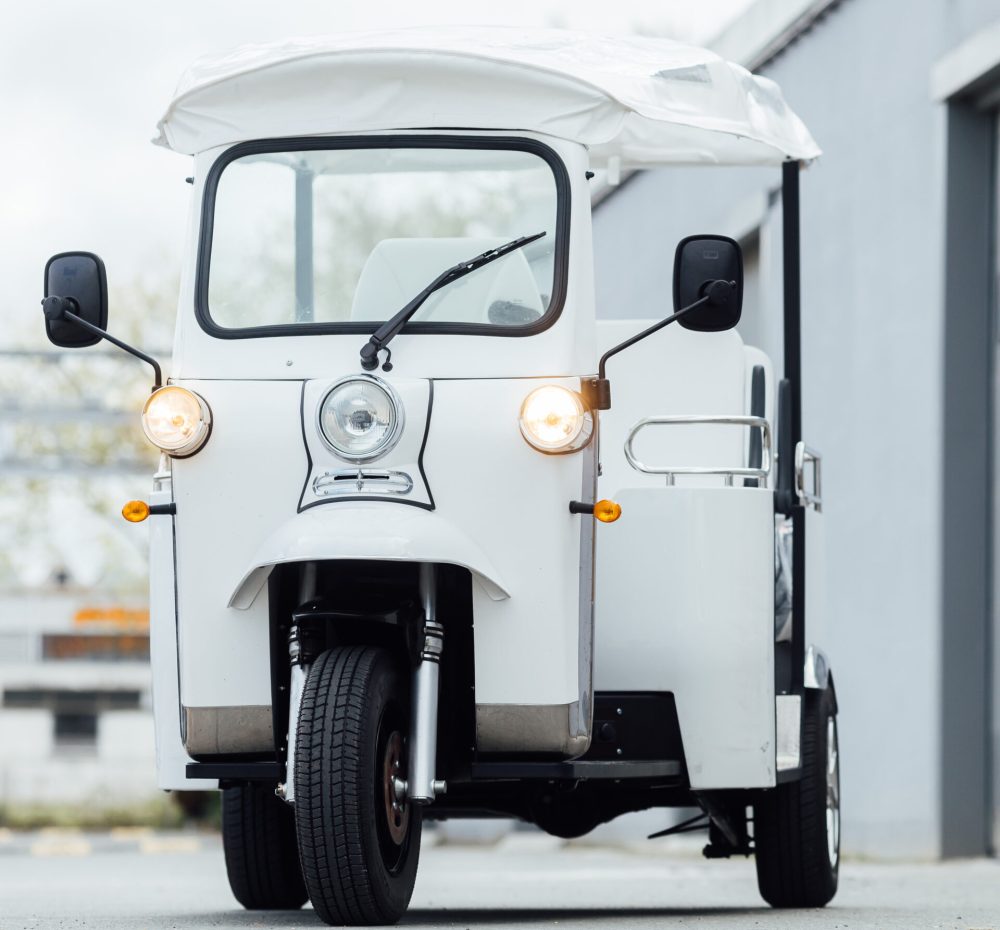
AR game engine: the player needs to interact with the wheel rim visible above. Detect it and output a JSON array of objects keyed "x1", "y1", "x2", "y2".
[
  {"x1": 375, "y1": 710, "x2": 411, "y2": 873},
  {"x1": 826, "y1": 715, "x2": 840, "y2": 869}
]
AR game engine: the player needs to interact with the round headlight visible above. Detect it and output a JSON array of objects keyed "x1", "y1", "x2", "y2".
[
  {"x1": 141, "y1": 386, "x2": 212, "y2": 457},
  {"x1": 519, "y1": 385, "x2": 593, "y2": 454},
  {"x1": 318, "y1": 376, "x2": 402, "y2": 462}
]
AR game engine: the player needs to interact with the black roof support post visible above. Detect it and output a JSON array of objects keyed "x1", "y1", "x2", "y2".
[
  {"x1": 782, "y1": 160, "x2": 803, "y2": 447},
  {"x1": 781, "y1": 160, "x2": 807, "y2": 712}
]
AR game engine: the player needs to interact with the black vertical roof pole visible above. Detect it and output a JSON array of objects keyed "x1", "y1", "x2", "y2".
[{"x1": 782, "y1": 159, "x2": 803, "y2": 447}]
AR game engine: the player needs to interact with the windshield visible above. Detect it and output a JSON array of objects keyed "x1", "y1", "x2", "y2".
[{"x1": 201, "y1": 140, "x2": 565, "y2": 336}]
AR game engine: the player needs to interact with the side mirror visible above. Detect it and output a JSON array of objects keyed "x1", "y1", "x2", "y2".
[
  {"x1": 673, "y1": 235, "x2": 743, "y2": 332},
  {"x1": 40, "y1": 252, "x2": 163, "y2": 387},
  {"x1": 42, "y1": 251, "x2": 108, "y2": 348}
]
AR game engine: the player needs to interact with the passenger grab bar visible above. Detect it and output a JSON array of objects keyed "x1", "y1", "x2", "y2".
[
  {"x1": 794, "y1": 441, "x2": 822, "y2": 512},
  {"x1": 624, "y1": 415, "x2": 772, "y2": 488}
]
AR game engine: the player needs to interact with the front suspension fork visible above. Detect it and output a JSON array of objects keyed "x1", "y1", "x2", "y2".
[
  {"x1": 406, "y1": 562, "x2": 446, "y2": 803},
  {"x1": 280, "y1": 562, "x2": 447, "y2": 806}
]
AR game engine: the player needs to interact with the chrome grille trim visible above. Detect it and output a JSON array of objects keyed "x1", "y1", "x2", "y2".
[{"x1": 313, "y1": 468, "x2": 414, "y2": 496}]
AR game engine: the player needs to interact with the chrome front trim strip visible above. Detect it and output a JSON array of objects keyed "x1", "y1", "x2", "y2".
[{"x1": 313, "y1": 468, "x2": 414, "y2": 497}]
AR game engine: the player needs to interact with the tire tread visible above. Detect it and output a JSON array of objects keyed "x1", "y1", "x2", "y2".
[
  {"x1": 754, "y1": 686, "x2": 838, "y2": 908},
  {"x1": 222, "y1": 783, "x2": 308, "y2": 910},
  {"x1": 295, "y1": 645, "x2": 420, "y2": 926}
]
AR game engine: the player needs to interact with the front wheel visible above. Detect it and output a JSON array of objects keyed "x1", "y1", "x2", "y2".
[
  {"x1": 294, "y1": 645, "x2": 422, "y2": 926},
  {"x1": 221, "y1": 782, "x2": 308, "y2": 910},
  {"x1": 753, "y1": 683, "x2": 840, "y2": 907}
]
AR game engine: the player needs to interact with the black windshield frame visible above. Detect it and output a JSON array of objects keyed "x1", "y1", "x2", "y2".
[{"x1": 195, "y1": 134, "x2": 571, "y2": 340}]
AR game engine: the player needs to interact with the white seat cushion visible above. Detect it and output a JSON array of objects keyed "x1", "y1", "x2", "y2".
[{"x1": 350, "y1": 237, "x2": 544, "y2": 325}]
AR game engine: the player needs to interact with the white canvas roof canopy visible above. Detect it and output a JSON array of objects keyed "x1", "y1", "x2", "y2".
[{"x1": 154, "y1": 27, "x2": 820, "y2": 167}]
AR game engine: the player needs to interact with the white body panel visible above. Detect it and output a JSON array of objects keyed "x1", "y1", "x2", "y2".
[
  {"x1": 172, "y1": 380, "x2": 302, "y2": 710},
  {"x1": 146, "y1": 130, "x2": 599, "y2": 769},
  {"x1": 230, "y1": 504, "x2": 509, "y2": 609},
  {"x1": 596, "y1": 321, "x2": 767, "y2": 494},
  {"x1": 425, "y1": 379, "x2": 592, "y2": 708},
  {"x1": 594, "y1": 320, "x2": 778, "y2": 788},
  {"x1": 148, "y1": 482, "x2": 213, "y2": 790},
  {"x1": 164, "y1": 375, "x2": 589, "y2": 732},
  {"x1": 595, "y1": 488, "x2": 776, "y2": 789}
]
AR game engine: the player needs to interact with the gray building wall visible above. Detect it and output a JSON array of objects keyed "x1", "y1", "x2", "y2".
[{"x1": 592, "y1": 0, "x2": 1000, "y2": 858}]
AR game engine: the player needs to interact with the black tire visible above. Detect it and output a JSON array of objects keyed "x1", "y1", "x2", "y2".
[
  {"x1": 754, "y1": 684, "x2": 840, "y2": 908},
  {"x1": 221, "y1": 782, "x2": 308, "y2": 910},
  {"x1": 295, "y1": 645, "x2": 422, "y2": 926}
]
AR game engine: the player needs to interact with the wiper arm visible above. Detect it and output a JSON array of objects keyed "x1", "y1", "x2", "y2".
[{"x1": 359, "y1": 231, "x2": 546, "y2": 371}]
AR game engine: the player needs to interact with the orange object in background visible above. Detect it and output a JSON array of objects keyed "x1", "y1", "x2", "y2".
[{"x1": 74, "y1": 607, "x2": 150, "y2": 630}]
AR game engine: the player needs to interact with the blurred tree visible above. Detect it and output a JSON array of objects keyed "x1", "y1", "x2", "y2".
[{"x1": 0, "y1": 266, "x2": 176, "y2": 594}]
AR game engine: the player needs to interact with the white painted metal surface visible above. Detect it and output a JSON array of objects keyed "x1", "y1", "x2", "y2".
[
  {"x1": 166, "y1": 375, "x2": 586, "y2": 723},
  {"x1": 594, "y1": 487, "x2": 776, "y2": 789},
  {"x1": 596, "y1": 321, "x2": 763, "y2": 495},
  {"x1": 154, "y1": 28, "x2": 820, "y2": 166},
  {"x1": 148, "y1": 479, "x2": 212, "y2": 790},
  {"x1": 422, "y1": 377, "x2": 589, "y2": 709},
  {"x1": 171, "y1": 380, "x2": 303, "y2": 709},
  {"x1": 229, "y1": 505, "x2": 509, "y2": 609},
  {"x1": 594, "y1": 321, "x2": 779, "y2": 788}
]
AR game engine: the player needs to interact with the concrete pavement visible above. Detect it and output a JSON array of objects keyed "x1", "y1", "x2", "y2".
[{"x1": 1, "y1": 828, "x2": 998, "y2": 929}]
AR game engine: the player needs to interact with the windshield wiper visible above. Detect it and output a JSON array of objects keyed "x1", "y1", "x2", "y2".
[{"x1": 359, "y1": 231, "x2": 546, "y2": 371}]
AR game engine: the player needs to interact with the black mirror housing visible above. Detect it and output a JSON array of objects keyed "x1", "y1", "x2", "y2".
[
  {"x1": 673, "y1": 235, "x2": 743, "y2": 332},
  {"x1": 43, "y1": 252, "x2": 108, "y2": 347}
]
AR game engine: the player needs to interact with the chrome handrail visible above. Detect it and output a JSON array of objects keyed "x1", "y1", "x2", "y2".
[
  {"x1": 624, "y1": 415, "x2": 772, "y2": 488},
  {"x1": 794, "y1": 441, "x2": 822, "y2": 512}
]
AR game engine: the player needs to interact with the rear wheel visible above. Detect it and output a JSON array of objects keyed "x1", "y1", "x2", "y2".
[
  {"x1": 295, "y1": 645, "x2": 421, "y2": 926},
  {"x1": 753, "y1": 684, "x2": 839, "y2": 907},
  {"x1": 221, "y1": 782, "x2": 308, "y2": 910}
]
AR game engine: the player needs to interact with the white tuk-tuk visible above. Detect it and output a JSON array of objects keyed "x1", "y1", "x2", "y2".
[{"x1": 40, "y1": 29, "x2": 837, "y2": 925}]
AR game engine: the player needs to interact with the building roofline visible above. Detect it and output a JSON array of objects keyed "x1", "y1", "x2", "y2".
[
  {"x1": 591, "y1": 0, "x2": 842, "y2": 209},
  {"x1": 711, "y1": 0, "x2": 844, "y2": 72}
]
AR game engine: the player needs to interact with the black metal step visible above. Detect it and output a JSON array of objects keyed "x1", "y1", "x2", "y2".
[
  {"x1": 470, "y1": 759, "x2": 681, "y2": 781},
  {"x1": 186, "y1": 761, "x2": 283, "y2": 781}
]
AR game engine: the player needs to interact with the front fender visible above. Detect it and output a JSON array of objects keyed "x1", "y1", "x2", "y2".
[{"x1": 229, "y1": 502, "x2": 510, "y2": 609}]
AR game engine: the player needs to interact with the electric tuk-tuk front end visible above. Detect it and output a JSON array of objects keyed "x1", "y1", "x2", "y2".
[{"x1": 40, "y1": 28, "x2": 837, "y2": 925}]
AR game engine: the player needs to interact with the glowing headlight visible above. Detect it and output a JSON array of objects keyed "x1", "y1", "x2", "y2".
[
  {"x1": 141, "y1": 386, "x2": 212, "y2": 457},
  {"x1": 519, "y1": 385, "x2": 594, "y2": 454},
  {"x1": 318, "y1": 376, "x2": 402, "y2": 462}
]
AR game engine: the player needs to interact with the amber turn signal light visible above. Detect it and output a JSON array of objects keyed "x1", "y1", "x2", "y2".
[
  {"x1": 594, "y1": 500, "x2": 622, "y2": 523},
  {"x1": 122, "y1": 500, "x2": 150, "y2": 523}
]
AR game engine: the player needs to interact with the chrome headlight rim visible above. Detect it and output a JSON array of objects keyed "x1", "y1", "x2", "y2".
[
  {"x1": 141, "y1": 386, "x2": 213, "y2": 458},
  {"x1": 519, "y1": 384, "x2": 595, "y2": 455},
  {"x1": 316, "y1": 374, "x2": 405, "y2": 464}
]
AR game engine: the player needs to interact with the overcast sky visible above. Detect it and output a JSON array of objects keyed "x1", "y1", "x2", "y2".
[{"x1": 1, "y1": 1, "x2": 753, "y2": 348}]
